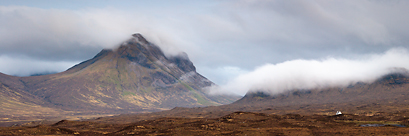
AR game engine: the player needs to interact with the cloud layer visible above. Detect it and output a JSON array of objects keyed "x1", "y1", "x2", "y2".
[
  {"x1": 0, "y1": 0, "x2": 408, "y2": 81},
  {"x1": 0, "y1": 55, "x2": 77, "y2": 76},
  {"x1": 210, "y1": 48, "x2": 409, "y2": 95}
]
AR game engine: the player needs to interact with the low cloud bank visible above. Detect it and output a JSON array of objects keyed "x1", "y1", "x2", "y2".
[
  {"x1": 0, "y1": 55, "x2": 78, "y2": 76},
  {"x1": 209, "y1": 48, "x2": 409, "y2": 96}
]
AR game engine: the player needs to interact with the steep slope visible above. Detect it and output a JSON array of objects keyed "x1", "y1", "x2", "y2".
[{"x1": 17, "y1": 33, "x2": 238, "y2": 113}]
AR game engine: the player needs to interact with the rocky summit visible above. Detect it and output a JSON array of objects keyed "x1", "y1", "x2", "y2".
[{"x1": 0, "y1": 33, "x2": 239, "y2": 123}]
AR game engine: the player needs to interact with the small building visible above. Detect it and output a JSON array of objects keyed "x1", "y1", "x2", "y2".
[{"x1": 336, "y1": 111, "x2": 342, "y2": 115}]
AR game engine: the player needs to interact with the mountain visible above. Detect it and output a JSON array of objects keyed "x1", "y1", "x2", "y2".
[{"x1": 0, "y1": 33, "x2": 239, "y2": 119}]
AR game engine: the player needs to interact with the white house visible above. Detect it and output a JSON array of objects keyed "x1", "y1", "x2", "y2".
[{"x1": 336, "y1": 111, "x2": 342, "y2": 115}]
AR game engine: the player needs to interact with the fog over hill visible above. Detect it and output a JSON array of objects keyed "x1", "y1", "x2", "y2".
[{"x1": 209, "y1": 48, "x2": 409, "y2": 95}]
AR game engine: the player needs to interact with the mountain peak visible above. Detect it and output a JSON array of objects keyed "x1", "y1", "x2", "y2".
[{"x1": 132, "y1": 33, "x2": 148, "y2": 44}]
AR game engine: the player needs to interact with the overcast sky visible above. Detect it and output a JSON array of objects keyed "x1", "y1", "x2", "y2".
[{"x1": 0, "y1": 0, "x2": 409, "y2": 95}]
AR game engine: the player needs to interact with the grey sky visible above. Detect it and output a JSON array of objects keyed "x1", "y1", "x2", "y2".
[{"x1": 0, "y1": 0, "x2": 408, "y2": 94}]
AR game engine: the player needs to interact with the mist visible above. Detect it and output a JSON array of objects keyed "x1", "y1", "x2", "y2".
[
  {"x1": 1, "y1": 0, "x2": 409, "y2": 82},
  {"x1": 209, "y1": 48, "x2": 409, "y2": 96},
  {"x1": 0, "y1": 55, "x2": 78, "y2": 76}
]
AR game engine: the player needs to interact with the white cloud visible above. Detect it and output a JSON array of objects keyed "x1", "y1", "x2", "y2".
[
  {"x1": 0, "y1": 6, "x2": 191, "y2": 59},
  {"x1": 0, "y1": 55, "x2": 78, "y2": 76},
  {"x1": 210, "y1": 48, "x2": 409, "y2": 96},
  {"x1": 197, "y1": 66, "x2": 249, "y2": 85}
]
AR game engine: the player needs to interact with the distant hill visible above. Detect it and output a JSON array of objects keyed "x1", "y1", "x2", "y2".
[
  {"x1": 234, "y1": 72, "x2": 409, "y2": 106},
  {"x1": 223, "y1": 72, "x2": 409, "y2": 115},
  {"x1": 29, "y1": 72, "x2": 57, "y2": 77}
]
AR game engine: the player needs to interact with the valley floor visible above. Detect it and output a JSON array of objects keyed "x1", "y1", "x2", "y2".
[{"x1": 2, "y1": 111, "x2": 409, "y2": 136}]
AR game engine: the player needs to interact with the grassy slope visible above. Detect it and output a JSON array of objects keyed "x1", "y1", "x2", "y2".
[{"x1": 16, "y1": 50, "x2": 225, "y2": 113}]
